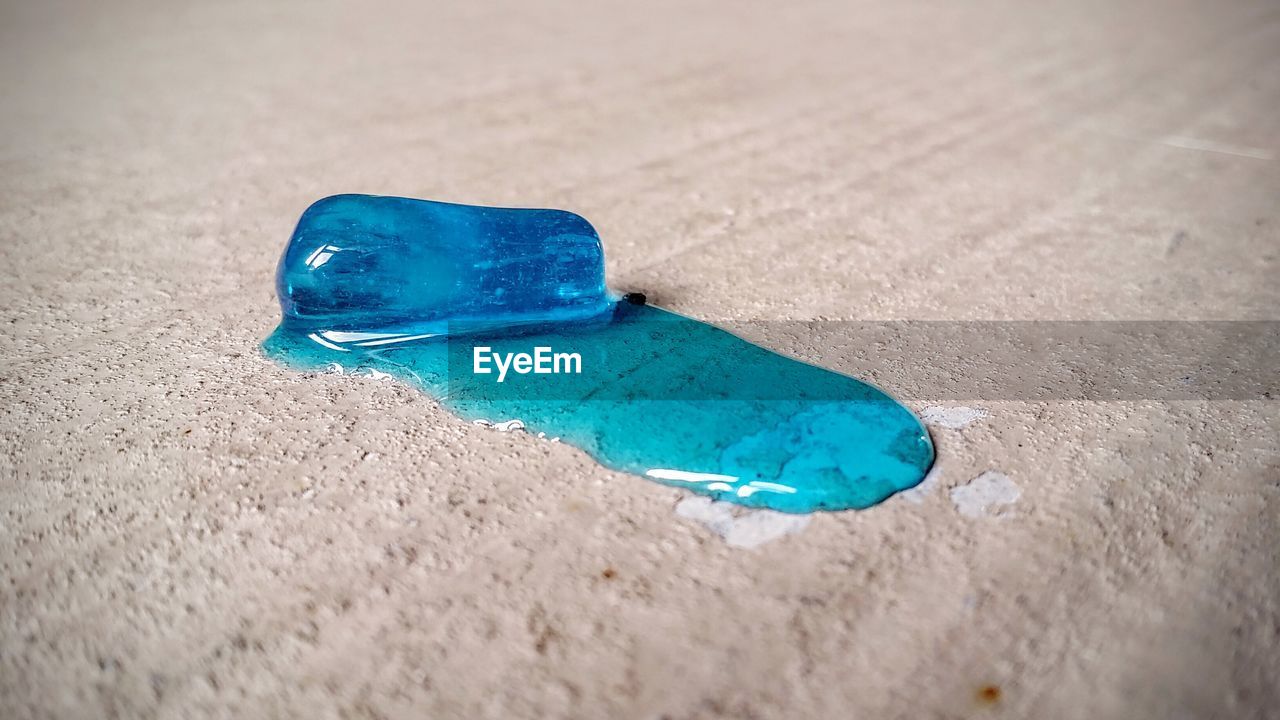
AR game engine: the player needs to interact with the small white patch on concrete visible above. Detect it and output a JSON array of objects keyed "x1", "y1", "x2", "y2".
[
  {"x1": 675, "y1": 496, "x2": 736, "y2": 536},
  {"x1": 675, "y1": 496, "x2": 810, "y2": 549},
  {"x1": 950, "y1": 471, "x2": 1020, "y2": 518},
  {"x1": 920, "y1": 405, "x2": 987, "y2": 429},
  {"x1": 723, "y1": 511, "x2": 811, "y2": 549},
  {"x1": 898, "y1": 464, "x2": 942, "y2": 504}
]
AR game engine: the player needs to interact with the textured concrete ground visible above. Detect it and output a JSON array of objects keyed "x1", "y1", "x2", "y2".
[{"x1": 1, "y1": 0, "x2": 1277, "y2": 718}]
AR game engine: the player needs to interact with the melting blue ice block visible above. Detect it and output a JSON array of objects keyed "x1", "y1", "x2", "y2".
[
  {"x1": 265, "y1": 194, "x2": 934, "y2": 513},
  {"x1": 277, "y1": 194, "x2": 615, "y2": 340}
]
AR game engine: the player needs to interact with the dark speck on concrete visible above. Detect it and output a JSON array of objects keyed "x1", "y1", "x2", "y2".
[
  {"x1": 1166, "y1": 230, "x2": 1189, "y2": 257},
  {"x1": 977, "y1": 684, "x2": 1002, "y2": 705}
]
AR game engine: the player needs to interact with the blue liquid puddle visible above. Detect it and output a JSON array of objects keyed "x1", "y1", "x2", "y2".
[{"x1": 263, "y1": 195, "x2": 933, "y2": 513}]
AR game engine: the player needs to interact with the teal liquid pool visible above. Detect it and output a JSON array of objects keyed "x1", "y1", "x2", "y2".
[{"x1": 263, "y1": 195, "x2": 934, "y2": 513}]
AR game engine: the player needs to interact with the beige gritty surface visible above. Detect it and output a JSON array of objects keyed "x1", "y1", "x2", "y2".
[{"x1": 1, "y1": 0, "x2": 1278, "y2": 718}]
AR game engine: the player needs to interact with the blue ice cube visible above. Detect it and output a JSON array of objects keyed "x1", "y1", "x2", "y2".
[{"x1": 276, "y1": 194, "x2": 614, "y2": 337}]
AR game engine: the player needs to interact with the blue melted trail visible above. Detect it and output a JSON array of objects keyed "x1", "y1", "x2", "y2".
[{"x1": 264, "y1": 194, "x2": 934, "y2": 513}]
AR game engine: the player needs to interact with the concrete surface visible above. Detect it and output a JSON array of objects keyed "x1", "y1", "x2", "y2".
[{"x1": 1, "y1": 0, "x2": 1277, "y2": 718}]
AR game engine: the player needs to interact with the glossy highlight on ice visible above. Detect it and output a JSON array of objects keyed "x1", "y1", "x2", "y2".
[{"x1": 264, "y1": 195, "x2": 934, "y2": 512}]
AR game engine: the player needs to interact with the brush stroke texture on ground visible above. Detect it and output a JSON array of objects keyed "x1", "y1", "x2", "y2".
[{"x1": 1, "y1": 0, "x2": 1278, "y2": 718}]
